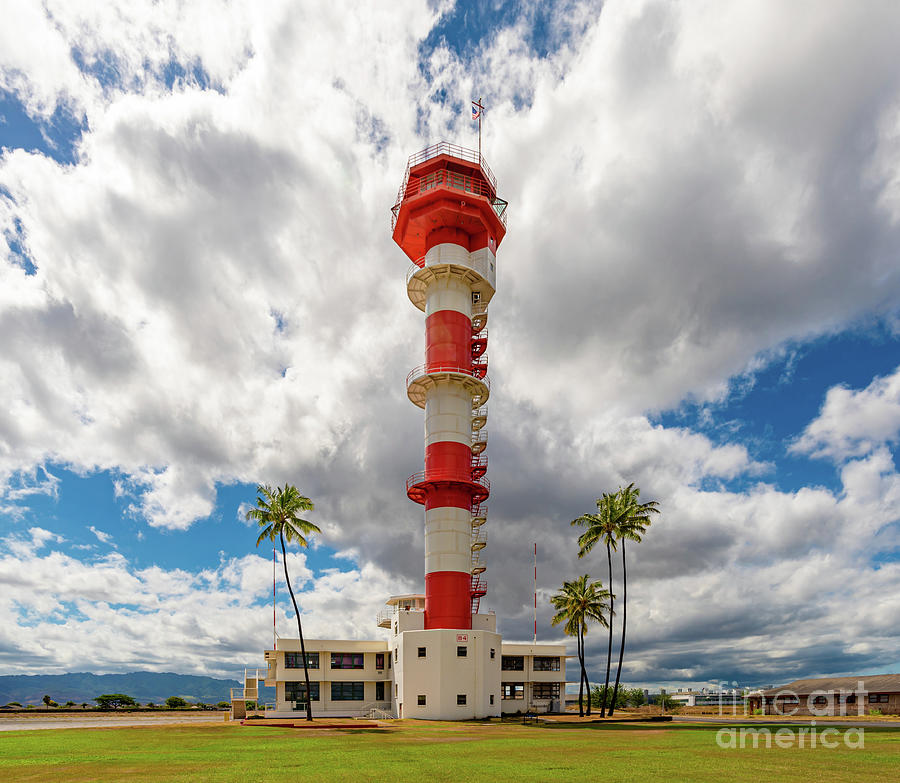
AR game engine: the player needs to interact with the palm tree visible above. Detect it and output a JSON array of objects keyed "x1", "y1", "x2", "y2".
[
  {"x1": 572, "y1": 493, "x2": 620, "y2": 717},
  {"x1": 608, "y1": 484, "x2": 659, "y2": 717},
  {"x1": 550, "y1": 575, "x2": 611, "y2": 717},
  {"x1": 247, "y1": 483, "x2": 321, "y2": 721}
]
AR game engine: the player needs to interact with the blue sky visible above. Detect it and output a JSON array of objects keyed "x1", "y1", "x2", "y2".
[{"x1": 2, "y1": 0, "x2": 900, "y2": 689}]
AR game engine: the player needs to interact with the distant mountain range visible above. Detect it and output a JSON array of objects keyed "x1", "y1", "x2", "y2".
[{"x1": 0, "y1": 672, "x2": 244, "y2": 706}]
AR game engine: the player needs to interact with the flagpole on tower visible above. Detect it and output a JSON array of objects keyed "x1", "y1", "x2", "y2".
[{"x1": 472, "y1": 97, "x2": 485, "y2": 161}]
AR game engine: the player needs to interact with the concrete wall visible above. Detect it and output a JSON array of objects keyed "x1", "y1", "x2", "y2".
[{"x1": 395, "y1": 628, "x2": 502, "y2": 720}]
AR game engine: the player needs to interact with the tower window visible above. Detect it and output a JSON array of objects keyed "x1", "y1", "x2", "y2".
[
  {"x1": 457, "y1": 646, "x2": 467, "y2": 657},
  {"x1": 490, "y1": 694, "x2": 494, "y2": 705},
  {"x1": 418, "y1": 647, "x2": 426, "y2": 658},
  {"x1": 418, "y1": 695, "x2": 426, "y2": 706},
  {"x1": 490, "y1": 648, "x2": 495, "y2": 659},
  {"x1": 457, "y1": 694, "x2": 467, "y2": 705}
]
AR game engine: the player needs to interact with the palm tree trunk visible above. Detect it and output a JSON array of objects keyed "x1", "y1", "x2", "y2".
[
  {"x1": 575, "y1": 626, "x2": 591, "y2": 718},
  {"x1": 609, "y1": 539, "x2": 627, "y2": 717},
  {"x1": 280, "y1": 532, "x2": 313, "y2": 721},
  {"x1": 601, "y1": 540, "x2": 614, "y2": 717},
  {"x1": 582, "y1": 635, "x2": 591, "y2": 716}
]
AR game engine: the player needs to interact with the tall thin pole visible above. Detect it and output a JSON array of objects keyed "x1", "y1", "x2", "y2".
[
  {"x1": 273, "y1": 543, "x2": 277, "y2": 649},
  {"x1": 533, "y1": 542, "x2": 537, "y2": 644},
  {"x1": 473, "y1": 97, "x2": 484, "y2": 162}
]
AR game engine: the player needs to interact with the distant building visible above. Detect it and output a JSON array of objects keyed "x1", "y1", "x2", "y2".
[
  {"x1": 747, "y1": 674, "x2": 900, "y2": 716},
  {"x1": 668, "y1": 687, "x2": 747, "y2": 707}
]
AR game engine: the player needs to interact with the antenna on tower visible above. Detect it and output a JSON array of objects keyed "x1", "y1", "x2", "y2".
[{"x1": 533, "y1": 542, "x2": 537, "y2": 644}]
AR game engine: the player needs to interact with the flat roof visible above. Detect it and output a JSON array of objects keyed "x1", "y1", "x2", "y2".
[{"x1": 385, "y1": 594, "x2": 425, "y2": 605}]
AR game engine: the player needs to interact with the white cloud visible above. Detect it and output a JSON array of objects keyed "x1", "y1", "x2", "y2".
[
  {"x1": 791, "y1": 366, "x2": 900, "y2": 460},
  {"x1": 0, "y1": 542, "x2": 398, "y2": 676},
  {"x1": 88, "y1": 525, "x2": 112, "y2": 544}
]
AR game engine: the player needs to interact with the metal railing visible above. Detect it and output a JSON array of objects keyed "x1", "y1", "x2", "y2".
[
  {"x1": 407, "y1": 469, "x2": 490, "y2": 496},
  {"x1": 406, "y1": 141, "x2": 498, "y2": 193},
  {"x1": 359, "y1": 702, "x2": 397, "y2": 719},
  {"x1": 375, "y1": 609, "x2": 393, "y2": 627},
  {"x1": 471, "y1": 529, "x2": 487, "y2": 550},
  {"x1": 406, "y1": 260, "x2": 492, "y2": 292},
  {"x1": 396, "y1": 170, "x2": 508, "y2": 229},
  {"x1": 391, "y1": 142, "x2": 507, "y2": 231},
  {"x1": 406, "y1": 364, "x2": 491, "y2": 393}
]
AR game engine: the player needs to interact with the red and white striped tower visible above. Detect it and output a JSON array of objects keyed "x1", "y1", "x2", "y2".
[{"x1": 392, "y1": 142, "x2": 508, "y2": 631}]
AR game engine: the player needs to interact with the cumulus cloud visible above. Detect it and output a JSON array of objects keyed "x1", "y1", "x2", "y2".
[
  {"x1": 2, "y1": 0, "x2": 900, "y2": 684},
  {"x1": 792, "y1": 366, "x2": 900, "y2": 460},
  {"x1": 88, "y1": 525, "x2": 112, "y2": 544},
  {"x1": 0, "y1": 537, "x2": 400, "y2": 676}
]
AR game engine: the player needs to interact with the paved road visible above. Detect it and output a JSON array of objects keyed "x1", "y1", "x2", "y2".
[{"x1": 0, "y1": 712, "x2": 229, "y2": 732}]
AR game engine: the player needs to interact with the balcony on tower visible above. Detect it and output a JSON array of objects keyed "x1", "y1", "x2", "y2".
[{"x1": 391, "y1": 142, "x2": 508, "y2": 263}]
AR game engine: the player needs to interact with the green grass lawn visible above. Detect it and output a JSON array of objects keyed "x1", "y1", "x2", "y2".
[{"x1": 1, "y1": 720, "x2": 898, "y2": 782}]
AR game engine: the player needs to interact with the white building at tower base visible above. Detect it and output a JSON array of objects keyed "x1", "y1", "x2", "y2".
[{"x1": 249, "y1": 594, "x2": 568, "y2": 720}]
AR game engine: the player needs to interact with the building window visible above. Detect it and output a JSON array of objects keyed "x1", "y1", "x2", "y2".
[
  {"x1": 457, "y1": 646, "x2": 467, "y2": 658},
  {"x1": 457, "y1": 694, "x2": 467, "y2": 705},
  {"x1": 394, "y1": 648, "x2": 398, "y2": 663},
  {"x1": 869, "y1": 694, "x2": 890, "y2": 703},
  {"x1": 502, "y1": 683, "x2": 525, "y2": 700},
  {"x1": 490, "y1": 694, "x2": 494, "y2": 705},
  {"x1": 388, "y1": 655, "x2": 391, "y2": 669},
  {"x1": 285, "y1": 681, "x2": 320, "y2": 703},
  {"x1": 501, "y1": 656, "x2": 524, "y2": 671},
  {"x1": 812, "y1": 696, "x2": 828, "y2": 706},
  {"x1": 376, "y1": 681, "x2": 385, "y2": 701},
  {"x1": 533, "y1": 656, "x2": 560, "y2": 671},
  {"x1": 331, "y1": 682, "x2": 364, "y2": 701},
  {"x1": 418, "y1": 647, "x2": 427, "y2": 658},
  {"x1": 394, "y1": 622, "x2": 398, "y2": 635},
  {"x1": 417, "y1": 694, "x2": 426, "y2": 706},
  {"x1": 490, "y1": 648, "x2": 495, "y2": 659},
  {"x1": 330, "y1": 653, "x2": 364, "y2": 669},
  {"x1": 375, "y1": 653, "x2": 385, "y2": 669},
  {"x1": 285, "y1": 652, "x2": 319, "y2": 669},
  {"x1": 533, "y1": 683, "x2": 560, "y2": 700}
]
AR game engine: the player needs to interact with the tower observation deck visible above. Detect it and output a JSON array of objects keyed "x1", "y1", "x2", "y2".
[{"x1": 392, "y1": 142, "x2": 508, "y2": 631}]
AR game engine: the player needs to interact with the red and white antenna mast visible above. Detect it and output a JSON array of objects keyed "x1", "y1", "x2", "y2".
[{"x1": 533, "y1": 543, "x2": 537, "y2": 643}]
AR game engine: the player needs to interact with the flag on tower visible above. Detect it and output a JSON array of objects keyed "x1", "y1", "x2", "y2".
[{"x1": 472, "y1": 102, "x2": 481, "y2": 121}]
